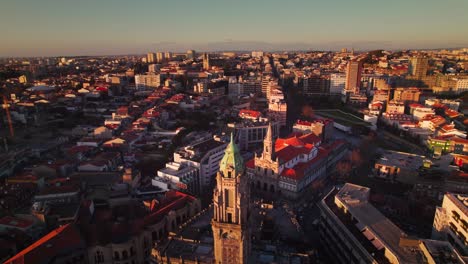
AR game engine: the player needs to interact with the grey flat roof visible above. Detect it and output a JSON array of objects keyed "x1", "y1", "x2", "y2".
[{"x1": 336, "y1": 183, "x2": 420, "y2": 263}]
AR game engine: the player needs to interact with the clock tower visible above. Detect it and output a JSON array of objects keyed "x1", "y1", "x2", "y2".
[{"x1": 212, "y1": 133, "x2": 251, "y2": 264}]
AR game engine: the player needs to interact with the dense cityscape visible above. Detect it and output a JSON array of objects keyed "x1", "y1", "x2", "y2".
[
  {"x1": 0, "y1": 47, "x2": 467, "y2": 263},
  {"x1": 2, "y1": 0, "x2": 468, "y2": 263}
]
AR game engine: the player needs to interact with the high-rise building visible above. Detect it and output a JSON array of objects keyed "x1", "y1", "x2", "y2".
[
  {"x1": 345, "y1": 60, "x2": 363, "y2": 93},
  {"x1": 156, "y1": 52, "x2": 164, "y2": 63},
  {"x1": 330, "y1": 73, "x2": 346, "y2": 94},
  {"x1": 203, "y1": 53, "x2": 210, "y2": 70},
  {"x1": 148, "y1": 64, "x2": 158, "y2": 73},
  {"x1": 409, "y1": 56, "x2": 429, "y2": 80},
  {"x1": 186, "y1": 50, "x2": 196, "y2": 59},
  {"x1": 164, "y1": 52, "x2": 172, "y2": 61},
  {"x1": 212, "y1": 134, "x2": 251, "y2": 264},
  {"x1": 432, "y1": 192, "x2": 468, "y2": 256},
  {"x1": 147, "y1": 52, "x2": 156, "y2": 63}
]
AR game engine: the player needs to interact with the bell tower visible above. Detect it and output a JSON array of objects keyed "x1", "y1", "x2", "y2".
[
  {"x1": 262, "y1": 122, "x2": 276, "y2": 161},
  {"x1": 212, "y1": 133, "x2": 250, "y2": 264}
]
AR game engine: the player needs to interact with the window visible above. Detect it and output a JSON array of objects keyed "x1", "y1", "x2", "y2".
[
  {"x1": 122, "y1": 250, "x2": 128, "y2": 260},
  {"x1": 227, "y1": 213, "x2": 232, "y2": 223},
  {"x1": 114, "y1": 252, "x2": 120, "y2": 261},
  {"x1": 95, "y1": 251, "x2": 104, "y2": 263}
]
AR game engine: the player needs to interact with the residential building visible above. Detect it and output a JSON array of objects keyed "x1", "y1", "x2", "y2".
[
  {"x1": 432, "y1": 192, "x2": 468, "y2": 256},
  {"x1": 393, "y1": 88, "x2": 421, "y2": 103},
  {"x1": 345, "y1": 60, "x2": 362, "y2": 93},
  {"x1": 135, "y1": 74, "x2": 161, "y2": 89},
  {"x1": 147, "y1": 52, "x2": 156, "y2": 63},
  {"x1": 454, "y1": 77, "x2": 468, "y2": 94},
  {"x1": 156, "y1": 52, "x2": 164, "y2": 63},
  {"x1": 229, "y1": 118, "x2": 279, "y2": 150},
  {"x1": 386, "y1": 100, "x2": 405, "y2": 114},
  {"x1": 409, "y1": 56, "x2": 429, "y2": 80}
]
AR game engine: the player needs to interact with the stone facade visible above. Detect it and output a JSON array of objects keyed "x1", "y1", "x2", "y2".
[{"x1": 212, "y1": 134, "x2": 251, "y2": 264}]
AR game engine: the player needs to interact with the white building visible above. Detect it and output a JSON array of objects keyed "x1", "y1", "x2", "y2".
[
  {"x1": 135, "y1": 74, "x2": 161, "y2": 89},
  {"x1": 413, "y1": 107, "x2": 436, "y2": 120},
  {"x1": 156, "y1": 162, "x2": 199, "y2": 194},
  {"x1": 432, "y1": 193, "x2": 468, "y2": 256},
  {"x1": 454, "y1": 78, "x2": 468, "y2": 94},
  {"x1": 173, "y1": 138, "x2": 227, "y2": 191}
]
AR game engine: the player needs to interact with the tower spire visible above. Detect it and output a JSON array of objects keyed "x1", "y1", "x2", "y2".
[
  {"x1": 219, "y1": 133, "x2": 244, "y2": 177},
  {"x1": 262, "y1": 122, "x2": 276, "y2": 161}
]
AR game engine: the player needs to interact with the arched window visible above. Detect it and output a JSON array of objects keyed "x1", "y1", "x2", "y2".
[
  {"x1": 122, "y1": 250, "x2": 128, "y2": 260},
  {"x1": 95, "y1": 251, "x2": 104, "y2": 263},
  {"x1": 114, "y1": 251, "x2": 120, "y2": 261}
]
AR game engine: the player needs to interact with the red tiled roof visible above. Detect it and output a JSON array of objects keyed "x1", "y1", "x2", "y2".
[
  {"x1": 144, "y1": 191, "x2": 196, "y2": 226},
  {"x1": 275, "y1": 133, "x2": 321, "y2": 162},
  {"x1": 451, "y1": 137, "x2": 468, "y2": 144},
  {"x1": 246, "y1": 159, "x2": 255, "y2": 169},
  {"x1": 239, "y1": 109, "x2": 261, "y2": 119},
  {"x1": 3, "y1": 224, "x2": 84, "y2": 264},
  {"x1": 0, "y1": 216, "x2": 34, "y2": 229}
]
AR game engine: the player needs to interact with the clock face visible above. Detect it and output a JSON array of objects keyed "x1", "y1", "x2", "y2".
[{"x1": 222, "y1": 231, "x2": 236, "y2": 240}]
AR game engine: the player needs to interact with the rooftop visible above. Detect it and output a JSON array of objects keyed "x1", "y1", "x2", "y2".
[
  {"x1": 329, "y1": 183, "x2": 422, "y2": 263},
  {"x1": 0, "y1": 216, "x2": 34, "y2": 229}
]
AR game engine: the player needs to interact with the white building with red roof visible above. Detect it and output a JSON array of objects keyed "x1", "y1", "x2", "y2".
[{"x1": 247, "y1": 123, "x2": 347, "y2": 199}]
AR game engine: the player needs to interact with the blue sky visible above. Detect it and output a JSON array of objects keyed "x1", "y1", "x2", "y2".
[{"x1": 1, "y1": 0, "x2": 467, "y2": 56}]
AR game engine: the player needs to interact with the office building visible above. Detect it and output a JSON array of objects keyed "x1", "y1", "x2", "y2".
[
  {"x1": 330, "y1": 73, "x2": 346, "y2": 94},
  {"x1": 229, "y1": 118, "x2": 279, "y2": 150},
  {"x1": 319, "y1": 183, "x2": 423, "y2": 263},
  {"x1": 345, "y1": 60, "x2": 363, "y2": 93},
  {"x1": 173, "y1": 137, "x2": 227, "y2": 190},
  {"x1": 212, "y1": 134, "x2": 251, "y2": 264}
]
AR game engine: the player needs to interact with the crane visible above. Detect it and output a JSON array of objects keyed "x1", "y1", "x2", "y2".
[{"x1": 1, "y1": 94, "x2": 14, "y2": 137}]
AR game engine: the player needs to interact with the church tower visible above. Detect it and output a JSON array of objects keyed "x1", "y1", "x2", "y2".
[
  {"x1": 212, "y1": 133, "x2": 250, "y2": 264},
  {"x1": 261, "y1": 122, "x2": 276, "y2": 161}
]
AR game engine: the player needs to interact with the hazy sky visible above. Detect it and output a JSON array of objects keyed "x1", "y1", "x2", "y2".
[{"x1": 1, "y1": 0, "x2": 468, "y2": 56}]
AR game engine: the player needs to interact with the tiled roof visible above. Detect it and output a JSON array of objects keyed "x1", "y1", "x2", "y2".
[
  {"x1": 3, "y1": 224, "x2": 84, "y2": 264},
  {"x1": 0, "y1": 216, "x2": 34, "y2": 229}
]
